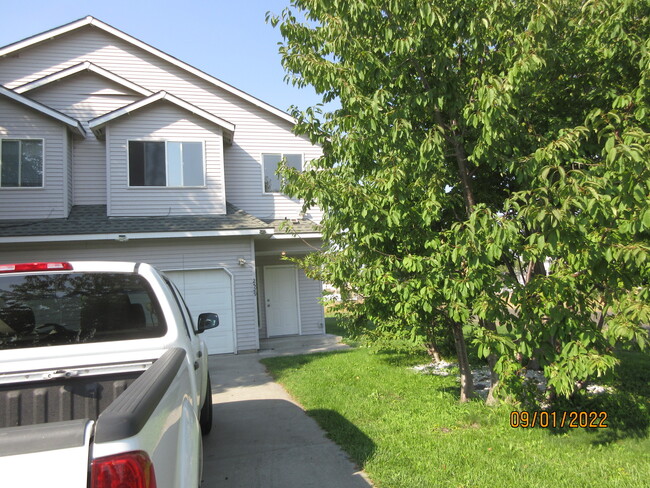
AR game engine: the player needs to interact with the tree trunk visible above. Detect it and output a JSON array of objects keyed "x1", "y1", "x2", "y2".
[
  {"x1": 451, "y1": 320, "x2": 475, "y2": 402},
  {"x1": 424, "y1": 323, "x2": 443, "y2": 363},
  {"x1": 480, "y1": 319, "x2": 500, "y2": 405},
  {"x1": 486, "y1": 353, "x2": 500, "y2": 406},
  {"x1": 451, "y1": 135, "x2": 476, "y2": 217}
]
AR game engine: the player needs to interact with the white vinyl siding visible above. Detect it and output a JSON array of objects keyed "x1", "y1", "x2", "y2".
[
  {"x1": 0, "y1": 98, "x2": 67, "y2": 219},
  {"x1": 297, "y1": 267, "x2": 326, "y2": 335},
  {"x1": 0, "y1": 236, "x2": 259, "y2": 352},
  {"x1": 0, "y1": 26, "x2": 322, "y2": 221},
  {"x1": 66, "y1": 133, "x2": 73, "y2": 212},
  {"x1": 107, "y1": 103, "x2": 225, "y2": 216}
]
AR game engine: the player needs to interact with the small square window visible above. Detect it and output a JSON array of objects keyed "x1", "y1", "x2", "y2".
[
  {"x1": 1, "y1": 139, "x2": 43, "y2": 188},
  {"x1": 263, "y1": 153, "x2": 302, "y2": 193}
]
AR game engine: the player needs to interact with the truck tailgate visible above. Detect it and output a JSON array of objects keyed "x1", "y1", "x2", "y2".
[{"x1": 0, "y1": 419, "x2": 93, "y2": 487}]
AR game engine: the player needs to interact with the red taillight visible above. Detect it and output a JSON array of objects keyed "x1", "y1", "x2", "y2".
[
  {"x1": 0, "y1": 262, "x2": 73, "y2": 273},
  {"x1": 91, "y1": 451, "x2": 157, "y2": 488}
]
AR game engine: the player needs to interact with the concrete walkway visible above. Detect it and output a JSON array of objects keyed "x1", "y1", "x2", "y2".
[{"x1": 201, "y1": 335, "x2": 373, "y2": 488}]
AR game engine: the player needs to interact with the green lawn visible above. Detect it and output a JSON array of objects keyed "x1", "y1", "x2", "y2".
[{"x1": 262, "y1": 340, "x2": 650, "y2": 488}]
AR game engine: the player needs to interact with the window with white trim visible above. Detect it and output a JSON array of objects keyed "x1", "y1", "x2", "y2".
[
  {"x1": 128, "y1": 141, "x2": 205, "y2": 187},
  {"x1": 0, "y1": 139, "x2": 43, "y2": 188},
  {"x1": 262, "y1": 153, "x2": 302, "y2": 193}
]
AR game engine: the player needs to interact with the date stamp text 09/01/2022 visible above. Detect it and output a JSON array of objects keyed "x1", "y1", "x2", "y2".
[{"x1": 510, "y1": 411, "x2": 608, "y2": 428}]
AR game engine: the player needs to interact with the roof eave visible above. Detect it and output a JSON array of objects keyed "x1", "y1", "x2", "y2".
[
  {"x1": 0, "y1": 227, "x2": 276, "y2": 244},
  {"x1": 13, "y1": 61, "x2": 154, "y2": 97},
  {"x1": 0, "y1": 85, "x2": 86, "y2": 137},
  {"x1": 88, "y1": 91, "x2": 235, "y2": 141}
]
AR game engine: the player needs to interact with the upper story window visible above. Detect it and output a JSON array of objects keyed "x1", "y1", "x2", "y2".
[
  {"x1": 262, "y1": 153, "x2": 302, "y2": 193},
  {"x1": 128, "y1": 140, "x2": 205, "y2": 187},
  {"x1": 0, "y1": 139, "x2": 43, "y2": 188}
]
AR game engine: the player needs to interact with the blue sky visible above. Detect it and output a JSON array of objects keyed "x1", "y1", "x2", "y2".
[{"x1": 0, "y1": 0, "x2": 323, "y2": 115}]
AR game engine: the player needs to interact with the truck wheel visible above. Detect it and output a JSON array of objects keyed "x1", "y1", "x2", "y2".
[{"x1": 200, "y1": 374, "x2": 213, "y2": 435}]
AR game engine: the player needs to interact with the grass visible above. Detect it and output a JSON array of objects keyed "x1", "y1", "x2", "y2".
[{"x1": 262, "y1": 323, "x2": 650, "y2": 488}]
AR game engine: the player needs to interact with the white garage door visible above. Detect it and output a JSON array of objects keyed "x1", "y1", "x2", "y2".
[{"x1": 166, "y1": 269, "x2": 235, "y2": 354}]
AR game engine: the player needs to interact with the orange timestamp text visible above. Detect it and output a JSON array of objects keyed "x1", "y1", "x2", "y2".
[{"x1": 510, "y1": 410, "x2": 608, "y2": 428}]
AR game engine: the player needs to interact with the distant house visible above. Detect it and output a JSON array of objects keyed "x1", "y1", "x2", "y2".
[{"x1": 0, "y1": 16, "x2": 324, "y2": 354}]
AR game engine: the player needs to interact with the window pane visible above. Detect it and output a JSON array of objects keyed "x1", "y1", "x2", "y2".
[
  {"x1": 284, "y1": 154, "x2": 302, "y2": 172},
  {"x1": 128, "y1": 141, "x2": 145, "y2": 186},
  {"x1": 263, "y1": 154, "x2": 282, "y2": 192},
  {"x1": 182, "y1": 142, "x2": 204, "y2": 186},
  {"x1": 167, "y1": 142, "x2": 183, "y2": 187},
  {"x1": 144, "y1": 142, "x2": 166, "y2": 186},
  {"x1": 1, "y1": 141, "x2": 19, "y2": 187},
  {"x1": 20, "y1": 140, "x2": 43, "y2": 187}
]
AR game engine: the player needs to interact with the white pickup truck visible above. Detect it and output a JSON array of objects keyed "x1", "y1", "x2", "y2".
[{"x1": 0, "y1": 261, "x2": 218, "y2": 488}]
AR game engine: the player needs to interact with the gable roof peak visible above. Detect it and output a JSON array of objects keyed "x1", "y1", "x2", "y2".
[
  {"x1": 0, "y1": 16, "x2": 296, "y2": 126},
  {"x1": 13, "y1": 61, "x2": 153, "y2": 97}
]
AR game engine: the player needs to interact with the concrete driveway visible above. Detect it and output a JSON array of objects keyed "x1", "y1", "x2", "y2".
[{"x1": 201, "y1": 335, "x2": 374, "y2": 488}]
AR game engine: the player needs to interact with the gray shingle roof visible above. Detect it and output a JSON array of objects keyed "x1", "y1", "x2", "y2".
[
  {"x1": 0, "y1": 203, "x2": 271, "y2": 238},
  {"x1": 263, "y1": 218, "x2": 321, "y2": 235}
]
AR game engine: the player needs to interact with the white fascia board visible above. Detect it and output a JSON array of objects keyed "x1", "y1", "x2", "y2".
[
  {"x1": 163, "y1": 92, "x2": 235, "y2": 132},
  {"x1": 14, "y1": 61, "x2": 154, "y2": 97},
  {"x1": 88, "y1": 91, "x2": 235, "y2": 137},
  {"x1": 0, "y1": 228, "x2": 275, "y2": 244},
  {"x1": 270, "y1": 232, "x2": 322, "y2": 240},
  {"x1": 0, "y1": 16, "x2": 91, "y2": 58},
  {"x1": 0, "y1": 16, "x2": 297, "y2": 125},
  {"x1": 0, "y1": 85, "x2": 86, "y2": 137}
]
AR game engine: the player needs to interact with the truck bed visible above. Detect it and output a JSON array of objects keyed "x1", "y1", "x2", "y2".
[{"x1": 0, "y1": 371, "x2": 142, "y2": 428}]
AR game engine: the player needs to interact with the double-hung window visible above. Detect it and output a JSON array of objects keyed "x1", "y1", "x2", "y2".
[
  {"x1": 262, "y1": 153, "x2": 302, "y2": 193},
  {"x1": 0, "y1": 139, "x2": 43, "y2": 188},
  {"x1": 128, "y1": 141, "x2": 205, "y2": 187}
]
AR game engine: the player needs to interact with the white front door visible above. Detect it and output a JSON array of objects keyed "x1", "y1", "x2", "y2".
[
  {"x1": 166, "y1": 269, "x2": 235, "y2": 354},
  {"x1": 264, "y1": 266, "x2": 300, "y2": 337}
]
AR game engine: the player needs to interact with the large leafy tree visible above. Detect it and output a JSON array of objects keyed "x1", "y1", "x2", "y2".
[{"x1": 269, "y1": 0, "x2": 649, "y2": 402}]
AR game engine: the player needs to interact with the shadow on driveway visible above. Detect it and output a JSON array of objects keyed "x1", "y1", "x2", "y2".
[
  {"x1": 203, "y1": 399, "x2": 373, "y2": 488},
  {"x1": 202, "y1": 350, "x2": 374, "y2": 487}
]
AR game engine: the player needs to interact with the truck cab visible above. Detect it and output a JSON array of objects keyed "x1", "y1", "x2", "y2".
[{"x1": 0, "y1": 261, "x2": 217, "y2": 487}]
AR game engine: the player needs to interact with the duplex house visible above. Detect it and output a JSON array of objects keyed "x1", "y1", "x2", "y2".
[{"x1": 0, "y1": 16, "x2": 325, "y2": 354}]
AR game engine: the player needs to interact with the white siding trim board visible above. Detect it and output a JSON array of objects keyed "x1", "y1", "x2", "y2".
[
  {"x1": 271, "y1": 233, "x2": 322, "y2": 240},
  {"x1": 0, "y1": 228, "x2": 274, "y2": 244}
]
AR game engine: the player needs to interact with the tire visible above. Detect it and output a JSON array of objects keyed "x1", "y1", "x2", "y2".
[{"x1": 199, "y1": 374, "x2": 213, "y2": 435}]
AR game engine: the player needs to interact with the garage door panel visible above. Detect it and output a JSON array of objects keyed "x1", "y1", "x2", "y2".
[{"x1": 166, "y1": 269, "x2": 234, "y2": 354}]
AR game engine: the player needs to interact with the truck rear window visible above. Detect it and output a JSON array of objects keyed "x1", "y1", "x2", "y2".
[{"x1": 0, "y1": 273, "x2": 166, "y2": 349}]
